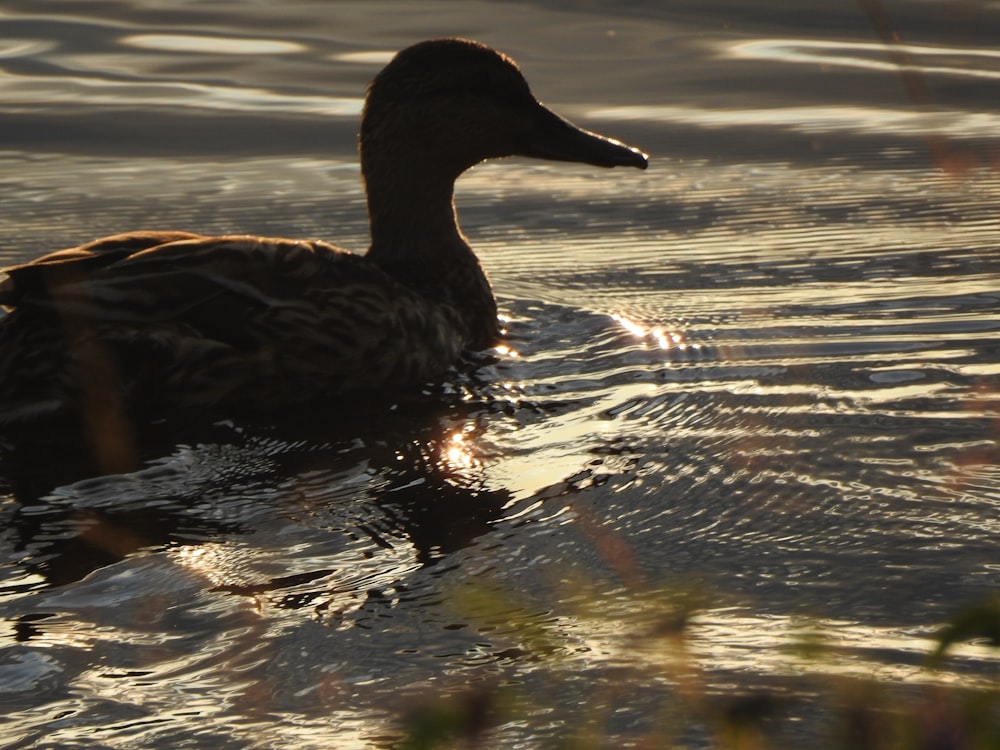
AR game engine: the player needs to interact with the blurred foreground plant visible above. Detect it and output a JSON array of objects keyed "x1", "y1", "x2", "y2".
[{"x1": 392, "y1": 579, "x2": 1000, "y2": 749}]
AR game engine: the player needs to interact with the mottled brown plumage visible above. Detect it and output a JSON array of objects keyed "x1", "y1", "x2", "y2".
[{"x1": 0, "y1": 39, "x2": 647, "y2": 426}]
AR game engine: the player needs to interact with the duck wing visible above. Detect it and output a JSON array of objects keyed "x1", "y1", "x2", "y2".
[
  {"x1": 0, "y1": 231, "x2": 205, "y2": 308},
  {"x1": 0, "y1": 232, "x2": 468, "y2": 419}
]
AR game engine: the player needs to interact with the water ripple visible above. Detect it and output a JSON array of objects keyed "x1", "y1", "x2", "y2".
[
  {"x1": 122, "y1": 33, "x2": 306, "y2": 56},
  {"x1": 731, "y1": 38, "x2": 1000, "y2": 80}
]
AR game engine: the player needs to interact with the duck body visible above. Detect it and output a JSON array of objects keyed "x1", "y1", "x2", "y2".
[
  {"x1": 0, "y1": 39, "x2": 647, "y2": 428},
  {"x1": 0, "y1": 231, "x2": 479, "y2": 424}
]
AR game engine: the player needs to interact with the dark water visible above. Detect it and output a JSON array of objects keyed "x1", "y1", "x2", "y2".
[{"x1": 2, "y1": 1, "x2": 1000, "y2": 747}]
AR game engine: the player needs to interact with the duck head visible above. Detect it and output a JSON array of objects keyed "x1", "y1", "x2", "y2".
[
  {"x1": 359, "y1": 39, "x2": 647, "y2": 348},
  {"x1": 360, "y1": 38, "x2": 648, "y2": 211}
]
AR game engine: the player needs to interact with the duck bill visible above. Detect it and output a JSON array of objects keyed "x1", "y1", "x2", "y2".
[{"x1": 519, "y1": 103, "x2": 648, "y2": 169}]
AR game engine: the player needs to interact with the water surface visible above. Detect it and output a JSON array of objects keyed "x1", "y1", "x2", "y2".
[{"x1": 2, "y1": 1, "x2": 1000, "y2": 747}]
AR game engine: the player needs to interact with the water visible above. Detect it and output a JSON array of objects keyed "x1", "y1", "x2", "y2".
[{"x1": 2, "y1": 1, "x2": 1000, "y2": 747}]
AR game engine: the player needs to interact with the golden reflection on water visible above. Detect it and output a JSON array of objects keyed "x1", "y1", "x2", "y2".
[
  {"x1": 173, "y1": 544, "x2": 234, "y2": 590},
  {"x1": 730, "y1": 38, "x2": 1000, "y2": 81},
  {"x1": 612, "y1": 312, "x2": 700, "y2": 352},
  {"x1": 330, "y1": 50, "x2": 396, "y2": 65},
  {"x1": 445, "y1": 430, "x2": 478, "y2": 472},
  {"x1": 0, "y1": 68, "x2": 362, "y2": 115},
  {"x1": 592, "y1": 102, "x2": 1000, "y2": 139},
  {"x1": 122, "y1": 34, "x2": 305, "y2": 56}
]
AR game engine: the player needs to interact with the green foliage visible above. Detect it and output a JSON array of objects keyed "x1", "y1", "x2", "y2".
[
  {"x1": 930, "y1": 596, "x2": 1000, "y2": 669},
  {"x1": 393, "y1": 582, "x2": 1000, "y2": 749}
]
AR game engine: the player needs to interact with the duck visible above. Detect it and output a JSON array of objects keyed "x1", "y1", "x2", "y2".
[{"x1": 0, "y1": 38, "x2": 647, "y2": 430}]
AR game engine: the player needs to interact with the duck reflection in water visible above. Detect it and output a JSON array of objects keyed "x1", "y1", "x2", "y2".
[
  {"x1": 0, "y1": 38, "x2": 648, "y2": 465},
  {"x1": 5, "y1": 408, "x2": 512, "y2": 597}
]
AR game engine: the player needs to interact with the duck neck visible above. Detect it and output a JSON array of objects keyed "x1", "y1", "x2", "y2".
[
  {"x1": 362, "y1": 163, "x2": 500, "y2": 349},
  {"x1": 365, "y1": 165, "x2": 463, "y2": 261}
]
